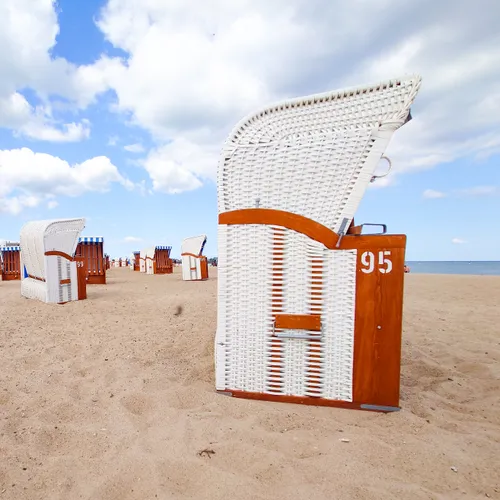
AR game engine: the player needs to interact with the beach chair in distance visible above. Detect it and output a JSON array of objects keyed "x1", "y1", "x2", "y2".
[
  {"x1": 133, "y1": 251, "x2": 140, "y2": 271},
  {"x1": 139, "y1": 246, "x2": 173, "y2": 274},
  {"x1": 75, "y1": 237, "x2": 106, "y2": 284},
  {"x1": 215, "y1": 75, "x2": 422, "y2": 412},
  {"x1": 181, "y1": 235, "x2": 208, "y2": 281},
  {"x1": 20, "y1": 219, "x2": 87, "y2": 304},
  {"x1": 0, "y1": 243, "x2": 21, "y2": 281},
  {"x1": 154, "y1": 246, "x2": 173, "y2": 274}
]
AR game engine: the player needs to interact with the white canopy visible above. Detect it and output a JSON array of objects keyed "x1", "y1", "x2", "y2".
[
  {"x1": 20, "y1": 218, "x2": 85, "y2": 280},
  {"x1": 140, "y1": 247, "x2": 155, "y2": 259},
  {"x1": 181, "y1": 235, "x2": 207, "y2": 256}
]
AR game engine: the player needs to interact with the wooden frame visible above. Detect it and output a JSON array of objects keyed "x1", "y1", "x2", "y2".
[
  {"x1": 218, "y1": 208, "x2": 406, "y2": 411},
  {"x1": 75, "y1": 238, "x2": 106, "y2": 285},
  {"x1": 133, "y1": 252, "x2": 140, "y2": 271},
  {"x1": 1, "y1": 247, "x2": 21, "y2": 281},
  {"x1": 154, "y1": 247, "x2": 173, "y2": 274}
]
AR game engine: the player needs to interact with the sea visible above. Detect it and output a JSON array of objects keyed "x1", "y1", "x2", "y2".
[{"x1": 406, "y1": 261, "x2": 500, "y2": 276}]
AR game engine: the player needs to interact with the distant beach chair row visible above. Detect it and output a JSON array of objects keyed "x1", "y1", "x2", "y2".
[
  {"x1": 130, "y1": 236, "x2": 208, "y2": 281},
  {"x1": 5, "y1": 220, "x2": 209, "y2": 302}
]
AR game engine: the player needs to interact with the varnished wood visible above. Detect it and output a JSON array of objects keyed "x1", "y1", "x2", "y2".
[
  {"x1": 74, "y1": 257, "x2": 87, "y2": 300},
  {"x1": 219, "y1": 209, "x2": 340, "y2": 249},
  {"x1": 274, "y1": 314, "x2": 321, "y2": 331},
  {"x1": 154, "y1": 248, "x2": 173, "y2": 274},
  {"x1": 45, "y1": 250, "x2": 74, "y2": 261},
  {"x1": 1, "y1": 249, "x2": 21, "y2": 281},
  {"x1": 347, "y1": 219, "x2": 362, "y2": 235},
  {"x1": 220, "y1": 209, "x2": 405, "y2": 252},
  {"x1": 220, "y1": 390, "x2": 398, "y2": 412},
  {"x1": 339, "y1": 235, "x2": 406, "y2": 250},
  {"x1": 200, "y1": 256, "x2": 209, "y2": 280},
  {"x1": 352, "y1": 235, "x2": 406, "y2": 408},
  {"x1": 75, "y1": 242, "x2": 107, "y2": 285},
  {"x1": 60, "y1": 278, "x2": 71, "y2": 285},
  {"x1": 28, "y1": 274, "x2": 46, "y2": 282}
]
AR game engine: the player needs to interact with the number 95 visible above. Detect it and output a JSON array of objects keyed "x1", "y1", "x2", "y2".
[{"x1": 360, "y1": 251, "x2": 392, "y2": 274}]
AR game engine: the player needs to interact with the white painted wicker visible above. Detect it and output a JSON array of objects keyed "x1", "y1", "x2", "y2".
[
  {"x1": 215, "y1": 75, "x2": 421, "y2": 401},
  {"x1": 181, "y1": 235, "x2": 207, "y2": 281},
  {"x1": 20, "y1": 219, "x2": 85, "y2": 303},
  {"x1": 140, "y1": 247, "x2": 155, "y2": 274}
]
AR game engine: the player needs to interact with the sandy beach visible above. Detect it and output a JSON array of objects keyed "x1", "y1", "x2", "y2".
[{"x1": 1, "y1": 269, "x2": 499, "y2": 500}]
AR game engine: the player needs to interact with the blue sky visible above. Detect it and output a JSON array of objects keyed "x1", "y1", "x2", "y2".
[{"x1": 0, "y1": 0, "x2": 499, "y2": 260}]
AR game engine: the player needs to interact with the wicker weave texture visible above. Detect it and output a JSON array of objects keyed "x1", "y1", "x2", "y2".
[
  {"x1": 216, "y1": 224, "x2": 357, "y2": 400},
  {"x1": 218, "y1": 76, "x2": 421, "y2": 233}
]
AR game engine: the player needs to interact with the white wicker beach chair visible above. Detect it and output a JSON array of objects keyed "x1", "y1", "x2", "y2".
[
  {"x1": 20, "y1": 219, "x2": 86, "y2": 303},
  {"x1": 215, "y1": 75, "x2": 422, "y2": 412},
  {"x1": 181, "y1": 235, "x2": 208, "y2": 281},
  {"x1": 140, "y1": 247, "x2": 155, "y2": 274}
]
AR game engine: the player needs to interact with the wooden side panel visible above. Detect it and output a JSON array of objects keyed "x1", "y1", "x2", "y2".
[
  {"x1": 352, "y1": 236, "x2": 406, "y2": 408},
  {"x1": 1, "y1": 250, "x2": 21, "y2": 280},
  {"x1": 154, "y1": 249, "x2": 173, "y2": 274},
  {"x1": 223, "y1": 390, "x2": 394, "y2": 412},
  {"x1": 275, "y1": 314, "x2": 321, "y2": 331},
  {"x1": 75, "y1": 243, "x2": 106, "y2": 284},
  {"x1": 200, "y1": 256, "x2": 209, "y2": 280},
  {"x1": 74, "y1": 257, "x2": 87, "y2": 300}
]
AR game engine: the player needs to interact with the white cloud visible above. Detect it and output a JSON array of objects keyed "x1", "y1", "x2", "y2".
[
  {"x1": 123, "y1": 236, "x2": 142, "y2": 243},
  {"x1": 423, "y1": 189, "x2": 446, "y2": 199},
  {"x1": 0, "y1": 92, "x2": 90, "y2": 142},
  {"x1": 47, "y1": 199, "x2": 58, "y2": 209},
  {"x1": 0, "y1": 0, "x2": 94, "y2": 142},
  {"x1": 452, "y1": 238, "x2": 467, "y2": 245},
  {"x1": 108, "y1": 135, "x2": 119, "y2": 146},
  {"x1": 90, "y1": 0, "x2": 500, "y2": 190},
  {"x1": 141, "y1": 138, "x2": 218, "y2": 193},
  {"x1": 1, "y1": 0, "x2": 500, "y2": 191},
  {"x1": 0, "y1": 147, "x2": 133, "y2": 215},
  {"x1": 124, "y1": 143, "x2": 145, "y2": 153}
]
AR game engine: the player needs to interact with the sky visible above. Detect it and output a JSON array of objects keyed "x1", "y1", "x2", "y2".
[{"x1": 0, "y1": 0, "x2": 499, "y2": 261}]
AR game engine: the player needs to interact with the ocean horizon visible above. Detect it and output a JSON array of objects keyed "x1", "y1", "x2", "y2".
[{"x1": 406, "y1": 261, "x2": 500, "y2": 276}]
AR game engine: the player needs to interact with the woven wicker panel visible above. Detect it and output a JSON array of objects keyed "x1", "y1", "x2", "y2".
[
  {"x1": 228, "y1": 77, "x2": 421, "y2": 145},
  {"x1": 218, "y1": 225, "x2": 357, "y2": 400},
  {"x1": 218, "y1": 76, "x2": 421, "y2": 233},
  {"x1": 280, "y1": 232, "x2": 319, "y2": 396},
  {"x1": 322, "y1": 250, "x2": 357, "y2": 401},
  {"x1": 217, "y1": 224, "x2": 272, "y2": 393},
  {"x1": 20, "y1": 278, "x2": 47, "y2": 302}
]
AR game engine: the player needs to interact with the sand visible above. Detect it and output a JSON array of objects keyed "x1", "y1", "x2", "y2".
[{"x1": 1, "y1": 269, "x2": 499, "y2": 500}]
